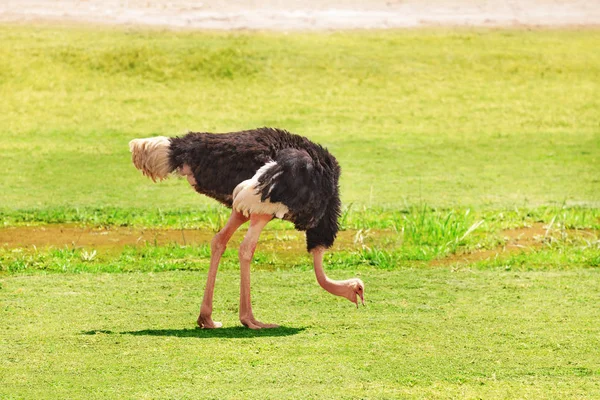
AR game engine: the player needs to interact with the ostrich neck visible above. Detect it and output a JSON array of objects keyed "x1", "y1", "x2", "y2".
[{"x1": 312, "y1": 247, "x2": 348, "y2": 297}]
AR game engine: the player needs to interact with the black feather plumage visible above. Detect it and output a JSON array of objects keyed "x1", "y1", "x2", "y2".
[{"x1": 168, "y1": 128, "x2": 341, "y2": 251}]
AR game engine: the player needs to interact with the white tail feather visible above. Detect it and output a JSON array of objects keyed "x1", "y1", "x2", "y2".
[{"x1": 129, "y1": 136, "x2": 172, "y2": 182}]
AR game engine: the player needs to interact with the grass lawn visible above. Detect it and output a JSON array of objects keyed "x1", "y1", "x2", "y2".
[
  {"x1": 0, "y1": 25, "x2": 598, "y2": 210},
  {"x1": 2, "y1": 269, "x2": 599, "y2": 399},
  {"x1": 0, "y1": 24, "x2": 599, "y2": 399}
]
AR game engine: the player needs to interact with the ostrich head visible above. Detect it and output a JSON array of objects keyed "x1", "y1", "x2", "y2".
[
  {"x1": 342, "y1": 278, "x2": 365, "y2": 307},
  {"x1": 312, "y1": 247, "x2": 366, "y2": 308}
]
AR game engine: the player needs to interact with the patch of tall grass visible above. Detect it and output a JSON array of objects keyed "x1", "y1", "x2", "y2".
[
  {"x1": 2, "y1": 205, "x2": 597, "y2": 273},
  {"x1": 2, "y1": 205, "x2": 598, "y2": 230}
]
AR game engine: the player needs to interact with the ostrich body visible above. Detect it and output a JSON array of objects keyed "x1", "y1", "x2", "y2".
[{"x1": 129, "y1": 127, "x2": 364, "y2": 329}]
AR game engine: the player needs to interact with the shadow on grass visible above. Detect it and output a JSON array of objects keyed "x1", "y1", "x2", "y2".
[{"x1": 82, "y1": 326, "x2": 305, "y2": 338}]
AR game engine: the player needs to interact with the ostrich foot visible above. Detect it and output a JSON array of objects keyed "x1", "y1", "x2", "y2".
[
  {"x1": 197, "y1": 314, "x2": 223, "y2": 329},
  {"x1": 240, "y1": 316, "x2": 280, "y2": 330}
]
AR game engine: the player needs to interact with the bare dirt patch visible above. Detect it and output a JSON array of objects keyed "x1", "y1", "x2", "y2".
[
  {"x1": 1, "y1": 223, "x2": 595, "y2": 265},
  {"x1": 0, "y1": 225, "x2": 215, "y2": 251},
  {"x1": 1, "y1": 0, "x2": 598, "y2": 30},
  {"x1": 433, "y1": 223, "x2": 597, "y2": 266},
  {"x1": 0, "y1": 224, "x2": 394, "y2": 254},
  {"x1": 434, "y1": 224, "x2": 546, "y2": 266}
]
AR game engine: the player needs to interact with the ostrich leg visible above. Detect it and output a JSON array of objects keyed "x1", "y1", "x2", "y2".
[
  {"x1": 238, "y1": 214, "x2": 279, "y2": 329},
  {"x1": 198, "y1": 210, "x2": 249, "y2": 329}
]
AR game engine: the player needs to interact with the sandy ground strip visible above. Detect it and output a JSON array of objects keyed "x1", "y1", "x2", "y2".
[{"x1": 1, "y1": 0, "x2": 599, "y2": 30}]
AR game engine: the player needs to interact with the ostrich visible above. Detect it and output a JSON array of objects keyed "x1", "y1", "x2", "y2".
[{"x1": 129, "y1": 127, "x2": 364, "y2": 329}]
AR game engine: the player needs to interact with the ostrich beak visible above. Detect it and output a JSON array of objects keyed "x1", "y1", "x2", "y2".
[
  {"x1": 353, "y1": 281, "x2": 365, "y2": 308},
  {"x1": 354, "y1": 291, "x2": 365, "y2": 308}
]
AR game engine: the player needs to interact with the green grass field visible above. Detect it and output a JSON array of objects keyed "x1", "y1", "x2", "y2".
[
  {"x1": 3, "y1": 270, "x2": 599, "y2": 399},
  {"x1": 1, "y1": 24, "x2": 599, "y2": 399},
  {"x1": 0, "y1": 25, "x2": 598, "y2": 209}
]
